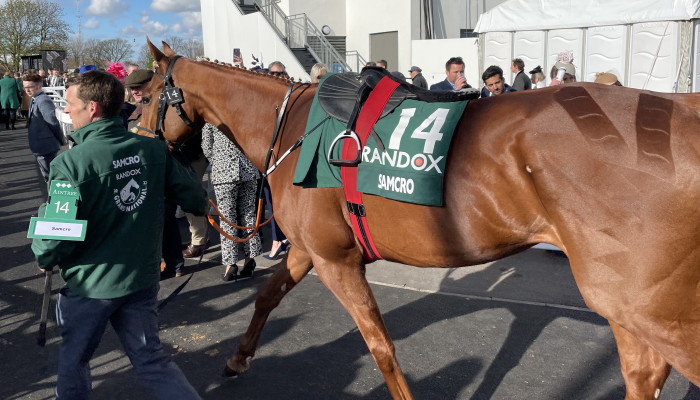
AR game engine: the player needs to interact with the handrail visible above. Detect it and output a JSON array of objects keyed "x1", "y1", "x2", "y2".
[
  {"x1": 254, "y1": 0, "x2": 356, "y2": 72},
  {"x1": 287, "y1": 13, "x2": 350, "y2": 71},
  {"x1": 346, "y1": 51, "x2": 368, "y2": 73},
  {"x1": 230, "y1": 0, "x2": 245, "y2": 14},
  {"x1": 253, "y1": 0, "x2": 287, "y2": 42}
]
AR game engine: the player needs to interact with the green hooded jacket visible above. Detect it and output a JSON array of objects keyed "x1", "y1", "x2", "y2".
[
  {"x1": 31, "y1": 116, "x2": 208, "y2": 299},
  {"x1": 0, "y1": 75, "x2": 21, "y2": 109}
]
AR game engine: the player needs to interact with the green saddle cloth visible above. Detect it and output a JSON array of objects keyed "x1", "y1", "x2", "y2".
[{"x1": 293, "y1": 75, "x2": 468, "y2": 206}]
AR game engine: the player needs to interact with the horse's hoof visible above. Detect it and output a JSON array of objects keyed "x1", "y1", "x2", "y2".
[{"x1": 222, "y1": 363, "x2": 238, "y2": 377}]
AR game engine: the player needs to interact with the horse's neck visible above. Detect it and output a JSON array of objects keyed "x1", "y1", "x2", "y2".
[{"x1": 200, "y1": 72, "x2": 290, "y2": 172}]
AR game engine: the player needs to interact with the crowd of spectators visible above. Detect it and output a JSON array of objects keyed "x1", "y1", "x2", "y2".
[{"x1": 363, "y1": 51, "x2": 620, "y2": 96}]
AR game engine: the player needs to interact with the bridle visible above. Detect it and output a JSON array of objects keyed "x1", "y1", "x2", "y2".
[
  {"x1": 136, "y1": 55, "x2": 194, "y2": 146},
  {"x1": 137, "y1": 54, "x2": 320, "y2": 244}
]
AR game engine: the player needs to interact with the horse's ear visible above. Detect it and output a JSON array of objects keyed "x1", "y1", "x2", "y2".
[
  {"x1": 147, "y1": 37, "x2": 166, "y2": 63},
  {"x1": 162, "y1": 41, "x2": 177, "y2": 56}
]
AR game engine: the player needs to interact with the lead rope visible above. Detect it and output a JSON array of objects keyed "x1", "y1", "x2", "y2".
[{"x1": 209, "y1": 82, "x2": 317, "y2": 241}]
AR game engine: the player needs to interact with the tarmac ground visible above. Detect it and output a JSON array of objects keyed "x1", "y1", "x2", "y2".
[{"x1": 2, "y1": 120, "x2": 698, "y2": 399}]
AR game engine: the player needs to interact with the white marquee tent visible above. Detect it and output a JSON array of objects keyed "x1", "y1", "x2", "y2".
[{"x1": 474, "y1": 0, "x2": 700, "y2": 92}]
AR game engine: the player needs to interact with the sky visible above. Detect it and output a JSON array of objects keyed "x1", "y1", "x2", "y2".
[{"x1": 59, "y1": 0, "x2": 202, "y2": 47}]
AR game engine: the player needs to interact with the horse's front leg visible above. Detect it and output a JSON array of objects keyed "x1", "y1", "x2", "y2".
[
  {"x1": 224, "y1": 245, "x2": 313, "y2": 376},
  {"x1": 313, "y1": 251, "x2": 414, "y2": 400},
  {"x1": 609, "y1": 321, "x2": 671, "y2": 400}
]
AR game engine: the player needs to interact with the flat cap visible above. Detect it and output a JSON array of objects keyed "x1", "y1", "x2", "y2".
[
  {"x1": 125, "y1": 69, "x2": 154, "y2": 88},
  {"x1": 408, "y1": 66, "x2": 422, "y2": 73}
]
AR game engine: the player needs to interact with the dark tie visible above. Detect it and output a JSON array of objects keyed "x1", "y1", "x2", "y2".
[{"x1": 28, "y1": 97, "x2": 36, "y2": 126}]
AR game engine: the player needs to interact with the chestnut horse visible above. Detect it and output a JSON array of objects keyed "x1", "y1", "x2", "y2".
[{"x1": 140, "y1": 41, "x2": 700, "y2": 400}]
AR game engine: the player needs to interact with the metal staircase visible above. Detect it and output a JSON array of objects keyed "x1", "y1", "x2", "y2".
[{"x1": 246, "y1": 0, "x2": 365, "y2": 73}]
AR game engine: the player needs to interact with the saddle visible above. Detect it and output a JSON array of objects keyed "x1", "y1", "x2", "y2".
[{"x1": 318, "y1": 67, "x2": 479, "y2": 124}]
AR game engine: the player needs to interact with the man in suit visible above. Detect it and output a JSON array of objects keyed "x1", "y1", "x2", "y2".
[
  {"x1": 510, "y1": 58, "x2": 532, "y2": 91},
  {"x1": 480, "y1": 65, "x2": 517, "y2": 98},
  {"x1": 22, "y1": 73, "x2": 64, "y2": 181},
  {"x1": 430, "y1": 56, "x2": 472, "y2": 91}
]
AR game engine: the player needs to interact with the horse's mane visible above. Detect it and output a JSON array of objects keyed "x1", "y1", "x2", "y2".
[{"x1": 193, "y1": 56, "x2": 300, "y2": 85}]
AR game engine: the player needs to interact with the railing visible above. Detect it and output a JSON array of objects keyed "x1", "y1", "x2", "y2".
[
  {"x1": 254, "y1": 0, "x2": 287, "y2": 42},
  {"x1": 254, "y1": 0, "x2": 354, "y2": 71},
  {"x1": 346, "y1": 51, "x2": 368, "y2": 73},
  {"x1": 288, "y1": 13, "x2": 350, "y2": 72},
  {"x1": 230, "y1": 0, "x2": 245, "y2": 14}
]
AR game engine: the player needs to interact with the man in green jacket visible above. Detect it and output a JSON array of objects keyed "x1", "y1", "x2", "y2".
[
  {"x1": 31, "y1": 71, "x2": 206, "y2": 400},
  {"x1": 0, "y1": 71, "x2": 22, "y2": 129}
]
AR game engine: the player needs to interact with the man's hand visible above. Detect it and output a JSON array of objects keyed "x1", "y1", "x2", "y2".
[
  {"x1": 455, "y1": 74, "x2": 468, "y2": 89},
  {"x1": 233, "y1": 55, "x2": 244, "y2": 68}
]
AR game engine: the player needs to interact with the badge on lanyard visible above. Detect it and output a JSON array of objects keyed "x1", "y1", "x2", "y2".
[{"x1": 28, "y1": 180, "x2": 88, "y2": 241}]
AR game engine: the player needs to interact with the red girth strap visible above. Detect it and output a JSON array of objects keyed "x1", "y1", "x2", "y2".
[{"x1": 341, "y1": 76, "x2": 400, "y2": 262}]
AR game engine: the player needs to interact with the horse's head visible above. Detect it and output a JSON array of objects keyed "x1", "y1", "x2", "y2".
[{"x1": 139, "y1": 38, "x2": 203, "y2": 147}]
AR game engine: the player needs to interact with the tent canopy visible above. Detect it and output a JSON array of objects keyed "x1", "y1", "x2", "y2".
[{"x1": 474, "y1": 0, "x2": 700, "y2": 33}]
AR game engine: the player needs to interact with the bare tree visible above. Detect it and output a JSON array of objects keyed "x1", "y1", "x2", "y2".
[
  {"x1": 66, "y1": 34, "x2": 89, "y2": 69},
  {"x1": 162, "y1": 36, "x2": 186, "y2": 54},
  {"x1": 33, "y1": 0, "x2": 70, "y2": 50},
  {"x1": 180, "y1": 39, "x2": 204, "y2": 59},
  {"x1": 0, "y1": 0, "x2": 39, "y2": 71},
  {"x1": 81, "y1": 38, "x2": 105, "y2": 67},
  {"x1": 160, "y1": 35, "x2": 204, "y2": 59},
  {"x1": 98, "y1": 38, "x2": 133, "y2": 64},
  {"x1": 77, "y1": 38, "x2": 133, "y2": 68}
]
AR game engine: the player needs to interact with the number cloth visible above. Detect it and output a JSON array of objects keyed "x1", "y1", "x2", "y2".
[{"x1": 293, "y1": 75, "x2": 469, "y2": 206}]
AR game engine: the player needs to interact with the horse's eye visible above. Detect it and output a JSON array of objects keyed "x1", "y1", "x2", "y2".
[{"x1": 142, "y1": 97, "x2": 151, "y2": 105}]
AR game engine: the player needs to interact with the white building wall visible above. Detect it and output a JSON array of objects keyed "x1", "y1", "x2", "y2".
[
  {"x1": 289, "y1": 0, "x2": 346, "y2": 36},
  {"x1": 200, "y1": 0, "x2": 309, "y2": 81},
  {"x1": 512, "y1": 31, "x2": 546, "y2": 83},
  {"x1": 432, "y1": 0, "x2": 508, "y2": 39},
  {"x1": 346, "y1": 0, "x2": 414, "y2": 73},
  {"x1": 694, "y1": 21, "x2": 700, "y2": 92},
  {"x1": 547, "y1": 29, "x2": 584, "y2": 82},
  {"x1": 482, "y1": 31, "x2": 512, "y2": 81},
  {"x1": 412, "y1": 38, "x2": 480, "y2": 88},
  {"x1": 585, "y1": 25, "x2": 628, "y2": 84},
  {"x1": 629, "y1": 21, "x2": 680, "y2": 92}
]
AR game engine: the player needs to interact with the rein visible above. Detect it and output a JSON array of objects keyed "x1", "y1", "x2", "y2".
[
  {"x1": 209, "y1": 81, "x2": 314, "y2": 242},
  {"x1": 147, "y1": 57, "x2": 317, "y2": 244}
]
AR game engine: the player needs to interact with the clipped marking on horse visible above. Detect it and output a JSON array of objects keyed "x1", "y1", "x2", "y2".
[
  {"x1": 636, "y1": 93, "x2": 675, "y2": 180},
  {"x1": 554, "y1": 86, "x2": 627, "y2": 149}
]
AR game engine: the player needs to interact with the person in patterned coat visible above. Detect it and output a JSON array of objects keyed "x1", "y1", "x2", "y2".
[{"x1": 201, "y1": 123, "x2": 262, "y2": 281}]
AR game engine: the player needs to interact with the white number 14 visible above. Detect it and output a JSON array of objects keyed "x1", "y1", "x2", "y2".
[
  {"x1": 54, "y1": 201, "x2": 70, "y2": 214},
  {"x1": 387, "y1": 107, "x2": 449, "y2": 154}
]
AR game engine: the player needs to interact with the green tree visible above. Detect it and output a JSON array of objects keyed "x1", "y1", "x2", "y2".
[
  {"x1": 137, "y1": 44, "x2": 156, "y2": 71},
  {"x1": 34, "y1": 0, "x2": 70, "y2": 50},
  {"x1": 0, "y1": 0, "x2": 69, "y2": 72},
  {"x1": 0, "y1": 0, "x2": 38, "y2": 71}
]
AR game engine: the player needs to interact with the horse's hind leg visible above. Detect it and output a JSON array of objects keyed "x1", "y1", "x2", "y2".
[
  {"x1": 609, "y1": 321, "x2": 671, "y2": 400},
  {"x1": 224, "y1": 246, "x2": 313, "y2": 376},
  {"x1": 313, "y1": 253, "x2": 414, "y2": 400}
]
